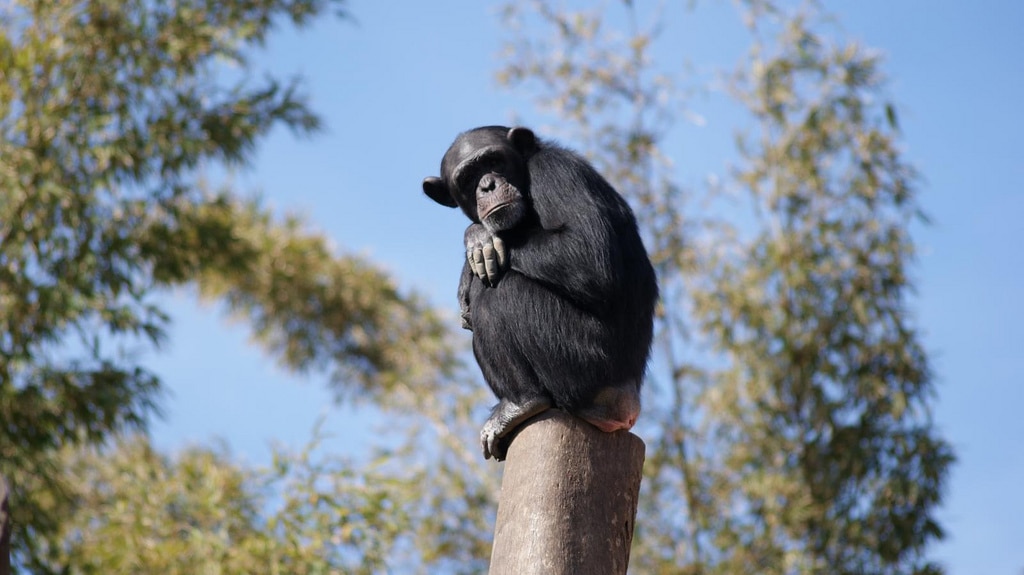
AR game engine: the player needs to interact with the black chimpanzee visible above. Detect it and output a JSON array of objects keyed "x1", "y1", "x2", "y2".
[{"x1": 422, "y1": 126, "x2": 658, "y2": 461}]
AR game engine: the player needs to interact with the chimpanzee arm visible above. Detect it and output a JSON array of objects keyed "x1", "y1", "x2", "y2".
[
  {"x1": 458, "y1": 260, "x2": 474, "y2": 330},
  {"x1": 466, "y1": 216, "x2": 612, "y2": 309},
  {"x1": 504, "y1": 215, "x2": 619, "y2": 310}
]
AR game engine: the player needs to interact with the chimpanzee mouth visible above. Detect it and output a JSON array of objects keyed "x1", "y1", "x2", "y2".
[
  {"x1": 479, "y1": 201, "x2": 513, "y2": 221},
  {"x1": 480, "y1": 201, "x2": 525, "y2": 232}
]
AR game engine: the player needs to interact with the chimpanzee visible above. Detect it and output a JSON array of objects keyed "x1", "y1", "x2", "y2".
[{"x1": 422, "y1": 126, "x2": 658, "y2": 460}]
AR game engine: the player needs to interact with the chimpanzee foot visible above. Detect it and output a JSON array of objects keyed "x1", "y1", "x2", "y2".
[{"x1": 480, "y1": 396, "x2": 552, "y2": 461}]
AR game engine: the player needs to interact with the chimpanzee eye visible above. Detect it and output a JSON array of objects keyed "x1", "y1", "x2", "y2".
[
  {"x1": 454, "y1": 152, "x2": 506, "y2": 191},
  {"x1": 478, "y1": 153, "x2": 504, "y2": 173}
]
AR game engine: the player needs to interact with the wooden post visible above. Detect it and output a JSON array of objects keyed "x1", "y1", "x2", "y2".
[
  {"x1": 488, "y1": 410, "x2": 645, "y2": 575},
  {"x1": 1, "y1": 476, "x2": 10, "y2": 575}
]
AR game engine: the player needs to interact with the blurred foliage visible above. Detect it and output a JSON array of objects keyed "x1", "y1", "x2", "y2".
[
  {"x1": 20, "y1": 418, "x2": 497, "y2": 574},
  {"x1": 497, "y1": 1, "x2": 953, "y2": 574},
  {"x1": 27, "y1": 428, "x2": 415, "y2": 574},
  {"x1": 0, "y1": 0, "x2": 464, "y2": 570}
]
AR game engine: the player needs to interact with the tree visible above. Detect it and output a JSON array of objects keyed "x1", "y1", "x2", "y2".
[
  {"x1": 0, "y1": 0, "x2": 457, "y2": 569},
  {"x1": 497, "y1": 1, "x2": 953, "y2": 573},
  {"x1": 26, "y1": 428, "x2": 415, "y2": 574}
]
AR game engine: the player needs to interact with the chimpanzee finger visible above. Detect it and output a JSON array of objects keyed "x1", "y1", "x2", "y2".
[
  {"x1": 482, "y1": 242, "x2": 499, "y2": 284},
  {"x1": 493, "y1": 236, "x2": 507, "y2": 269},
  {"x1": 480, "y1": 429, "x2": 491, "y2": 459},
  {"x1": 469, "y1": 247, "x2": 489, "y2": 285}
]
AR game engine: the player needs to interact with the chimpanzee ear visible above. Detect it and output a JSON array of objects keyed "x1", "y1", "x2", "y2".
[
  {"x1": 507, "y1": 127, "x2": 538, "y2": 156},
  {"x1": 423, "y1": 176, "x2": 458, "y2": 208}
]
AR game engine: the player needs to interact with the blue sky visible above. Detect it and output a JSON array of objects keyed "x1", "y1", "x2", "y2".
[{"x1": 147, "y1": 1, "x2": 1024, "y2": 573}]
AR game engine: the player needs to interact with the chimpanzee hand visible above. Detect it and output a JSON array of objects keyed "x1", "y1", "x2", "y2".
[{"x1": 464, "y1": 223, "x2": 507, "y2": 287}]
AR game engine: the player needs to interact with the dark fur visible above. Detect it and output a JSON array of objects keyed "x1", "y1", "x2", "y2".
[{"x1": 423, "y1": 126, "x2": 658, "y2": 457}]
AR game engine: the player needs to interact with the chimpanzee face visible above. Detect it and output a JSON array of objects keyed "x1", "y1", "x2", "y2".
[{"x1": 423, "y1": 127, "x2": 537, "y2": 234}]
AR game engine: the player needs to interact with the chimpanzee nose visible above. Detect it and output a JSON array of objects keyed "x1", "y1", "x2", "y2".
[{"x1": 480, "y1": 174, "x2": 496, "y2": 192}]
